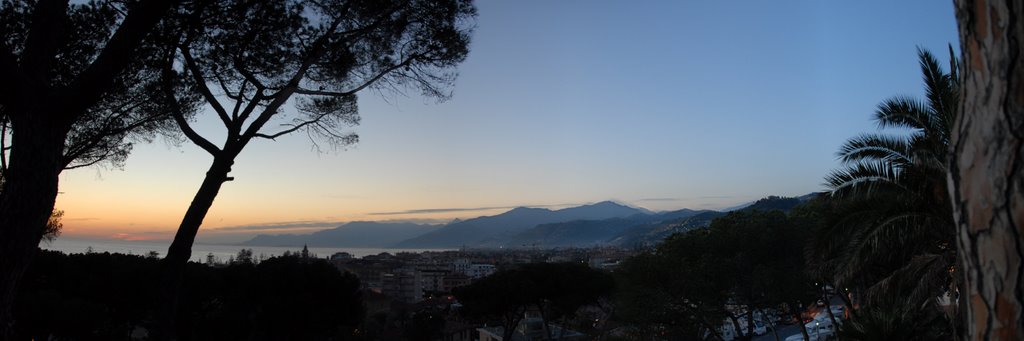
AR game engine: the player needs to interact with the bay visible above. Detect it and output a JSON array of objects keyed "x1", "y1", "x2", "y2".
[{"x1": 39, "y1": 237, "x2": 449, "y2": 263}]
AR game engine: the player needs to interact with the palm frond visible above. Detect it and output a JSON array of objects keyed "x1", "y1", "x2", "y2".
[
  {"x1": 917, "y1": 47, "x2": 958, "y2": 145},
  {"x1": 874, "y1": 96, "x2": 932, "y2": 131},
  {"x1": 918, "y1": 48, "x2": 951, "y2": 121},
  {"x1": 864, "y1": 253, "x2": 951, "y2": 309},
  {"x1": 840, "y1": 292, "x2": 952, "y2": 341},
  {"x1": 906, "y1": 133, "x2": 949, "y2": 173},
  {"x1": 836, "y1": 133, "x2": 913, "y2": 165},
  {"x1": 837, "y1": 213, "x2": 927, "y2": 282},
  {"x1": 826, "y1": 160, "x2": 909, "y2": 199},
  {"x1": 825, "y1": 201, "x2": 941, "y2": 283},
  {"x1": 947, "y1": 44, "x2": 960, "y2": 87}
]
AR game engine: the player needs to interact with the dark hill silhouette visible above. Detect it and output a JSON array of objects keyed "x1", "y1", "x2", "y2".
[
  {"x1": 742, "y1": 193, "x2": 820, "y2": 213},
  {"x1": 501, "y1": 208, "x2": 710, "y2": 248},
  {"x1": 241, "y1": 196, "x2": 817, "y2": 249},
  {"x1": 242, "y1": 221, "x2": 440, "y2": 248},
  {"x1": 609, "y1": 211, "x2": 726, "y2": 247},
  {"x1": 393, "y1": 201, "x2": 647, "y2": 248},
  {"x1": 608, "y1": 194, "x2": 818, "y2": 247},
  {"x1": 723, "y1": 192, "x2": 820, "y2": 212}
]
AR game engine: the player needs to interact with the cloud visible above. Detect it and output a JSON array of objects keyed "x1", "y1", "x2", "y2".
[
  {"x1": 65, "y1": 217, "x2": 100, "y2": 221},
  {"x1": 370, "y1": 206, "x2": 512, "y2": 215},
  {"x1": 322, "y1": 194, "x2": 368, "y2": 199},
  {"x1": 636, "y1": 196, "x2": 736, "y2": 202},
  {"x1": 636, "y1": 198, "x2": 682, "y2": 202},
  {"x1": 110, "y1": 232, "x2": 168, "y2": 241},
  {"x1": 697, "y1": 195, "x2": 736, "y2": 200},
  {"x1": 211, "y1": 220, "x2": 345, "y2": 232},
  {"x1": 369, "y1": 203, "x2": 571, "y2": 216}
]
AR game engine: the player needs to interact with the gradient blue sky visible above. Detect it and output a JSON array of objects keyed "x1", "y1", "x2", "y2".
[{"x1": 55, "y1": 1, "x2": 960, "y2": 242}]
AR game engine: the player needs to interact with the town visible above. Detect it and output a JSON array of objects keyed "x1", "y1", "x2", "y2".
[
  {"x1": 327, "y1": 247, "x2": 630, "y2": 304},
  {"x1": 2, "y1": 0, "x2": 1018, "y2": 340}
]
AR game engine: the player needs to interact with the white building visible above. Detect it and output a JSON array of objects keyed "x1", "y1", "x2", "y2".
[{"x1": 467, "y1": 264, "x2": 496, "y2": 279}]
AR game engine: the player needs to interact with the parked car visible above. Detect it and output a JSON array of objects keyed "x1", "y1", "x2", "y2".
[
  {"x1": 705, "y1": 318, "x2": 769, "y2": 340},
  {"x1": 752, "y1": 320, "x2": 767, "y2": 336},
  {"x1": 830, "y1": 305, "x2": 845, "y2": 319},
  {"x1": 784, "y1": 317, "x2": 839, "y2": 341}
]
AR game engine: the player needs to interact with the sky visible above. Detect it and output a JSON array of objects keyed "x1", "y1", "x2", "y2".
[{"x1": 53, "y1": 1, "x2": 960, "y2": 243}]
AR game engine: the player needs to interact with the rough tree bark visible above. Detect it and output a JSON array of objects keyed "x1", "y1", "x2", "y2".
[{"x1": 950, "y1": 0, "x2": 1024, "y2": 340}]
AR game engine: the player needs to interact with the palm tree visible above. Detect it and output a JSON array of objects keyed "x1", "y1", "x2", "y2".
[
  {"x1": 811, "y1": 47, "x2": 959, "y2": 318},
  {"x1": 839, "y1": 290, "x2": 952, "y2": 341}
]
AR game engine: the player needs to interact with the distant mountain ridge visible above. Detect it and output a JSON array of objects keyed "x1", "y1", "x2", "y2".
[
  {"x1": 393, "y1": 201, "x2": 646, "y2": 248},
  {"x1": 240, "y1": 195, "x2": 817, "y2": 249},
  {"x1": 497, "y1": 208, "x2": 711, "y2": 248},
  {"x1": 242, "y1": 221, "x2": 441, "y2": 248}
]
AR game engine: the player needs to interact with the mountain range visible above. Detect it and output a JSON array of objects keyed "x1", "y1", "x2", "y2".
[
  {"x1": 242, "y1": 221, "x2": 441, "y2": 248},
  {"x1": 393, "y1": 201, "x2": 646, "y2": 248},
  {"x1": 241, "y1": 196, "x2": 818, "y2": 249}
]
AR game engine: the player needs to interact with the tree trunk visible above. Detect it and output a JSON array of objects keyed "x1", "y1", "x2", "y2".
[
  {"x1": 950, "y1": 1, "x2": 1024, "y2": 340},
  {"x1": 745, "y1": 309, "x2": 755, "y2": 340},
  {"x1": 503, "y1": 316, "x2": 520, "y2": 341},
  {"x1": 701, "y1": 320, "x2": 726, "y2": 341},
  {"x1": 757, "y1": 308, "x2": 782, "y2": 341},
  {"x1": 0, "y1": 113, "x2": 71, "y2": 339},
  {"x1": 823, "y1": 298, "x2": 840, "y2": 341},
  {"x1": 728, "y1": 313, "x2": 745, "y2": 341},
  {"x1": 154, "y1": 156, "x2": 233, "y2": 339},
  {"x1": 793, "y1": 310, "x2": 809, "y2": 341},
  {"x1": 836, "y1": 289, "x2": 856, "y2": 319}
]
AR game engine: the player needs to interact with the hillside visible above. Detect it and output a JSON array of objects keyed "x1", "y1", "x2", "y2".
[
  {"x1": 501, "y1": 208, "x2": 710, "y2": 248},
  {"x1": 242, "y1": 221, "x2": 441, "y2": 248},
  {"x1": 393, "y1": 201, "x2": 647, "y2": 248},
  {"x1": 240, "y1": 195, "x2": 817, "y2": 249}
]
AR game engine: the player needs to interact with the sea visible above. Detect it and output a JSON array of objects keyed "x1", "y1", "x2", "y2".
[{"x1": 39, "y1": 237, "x2": 449, "y2": 263}]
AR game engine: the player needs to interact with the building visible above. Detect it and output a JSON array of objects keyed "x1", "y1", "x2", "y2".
[
  {"x1": 443, "y1": 274, "x2": 471, "y2": 292},
  {"x1": 450, "y1": 258, "x2": 471, "y2": 275},
  {"x1": 330, "y1": 251, "x2": 354, "y2": 261},
  {"x1": 419, "y1": 268, "x2": 450, "y2": 296},
  {"x1": 382, "y1": 268, "x2": 421, "y2": 303},
  {"x1": 467, "y1": 264, "x2": 496, "y2": 279},
  {"x1": 336, "y1": 260, "x2": 399, "y2": 292}
]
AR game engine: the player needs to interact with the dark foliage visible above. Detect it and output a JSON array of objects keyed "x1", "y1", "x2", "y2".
[
  {"x1": 0, "y1": 0, "x2": 196, "y2": 171},
  {"x1": 616, "y1": 209, "x2": 815, "y2": 340},
  {"x1": 454, "y1": 262, "x2": 614, "y2": 341},
  {"x1": 155, "y1": 2, "x2": 477, "y2": 332},
  {"x1": 0, "y1": 1, "x2": 187, "y2": 336},
  {"x1": 741, "y1": 196, "x2": 804, "y2": 213},
  {"x1": 14, "y1": 250, "x2": 363, "y2": 341},
  {"x1": 839, "y1": 290, "x2": 952, "y2": 341},
  {"x1": 812, "y1": 48, "x2": 959, "y2": 333}
]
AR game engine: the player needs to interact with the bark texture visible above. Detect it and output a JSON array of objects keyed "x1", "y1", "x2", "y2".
[{"x1": 951, "y1": 0, "x2": 1024, "y2": 340}]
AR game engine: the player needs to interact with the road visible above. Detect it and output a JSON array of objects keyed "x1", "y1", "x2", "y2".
[
  {"x1": 752, "y1": 324, "x2": 801, "y2": 341},
  {"x1": 753, "y1": 296, "x2": 847, "y2": 341}
]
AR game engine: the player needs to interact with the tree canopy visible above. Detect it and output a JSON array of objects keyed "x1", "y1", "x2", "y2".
[
  {"x1": 455, "y1": 262, "x2": 614, "y2": 341},
  {"x1": 617, "y1": 208, "x2": 815, "y2": 340},
  {"x1": 0, "y1": 0, "x2": 193, "y2": 171},
  {"x1": 15, "y1": 250, "x2": 363, "y2": 340}
]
